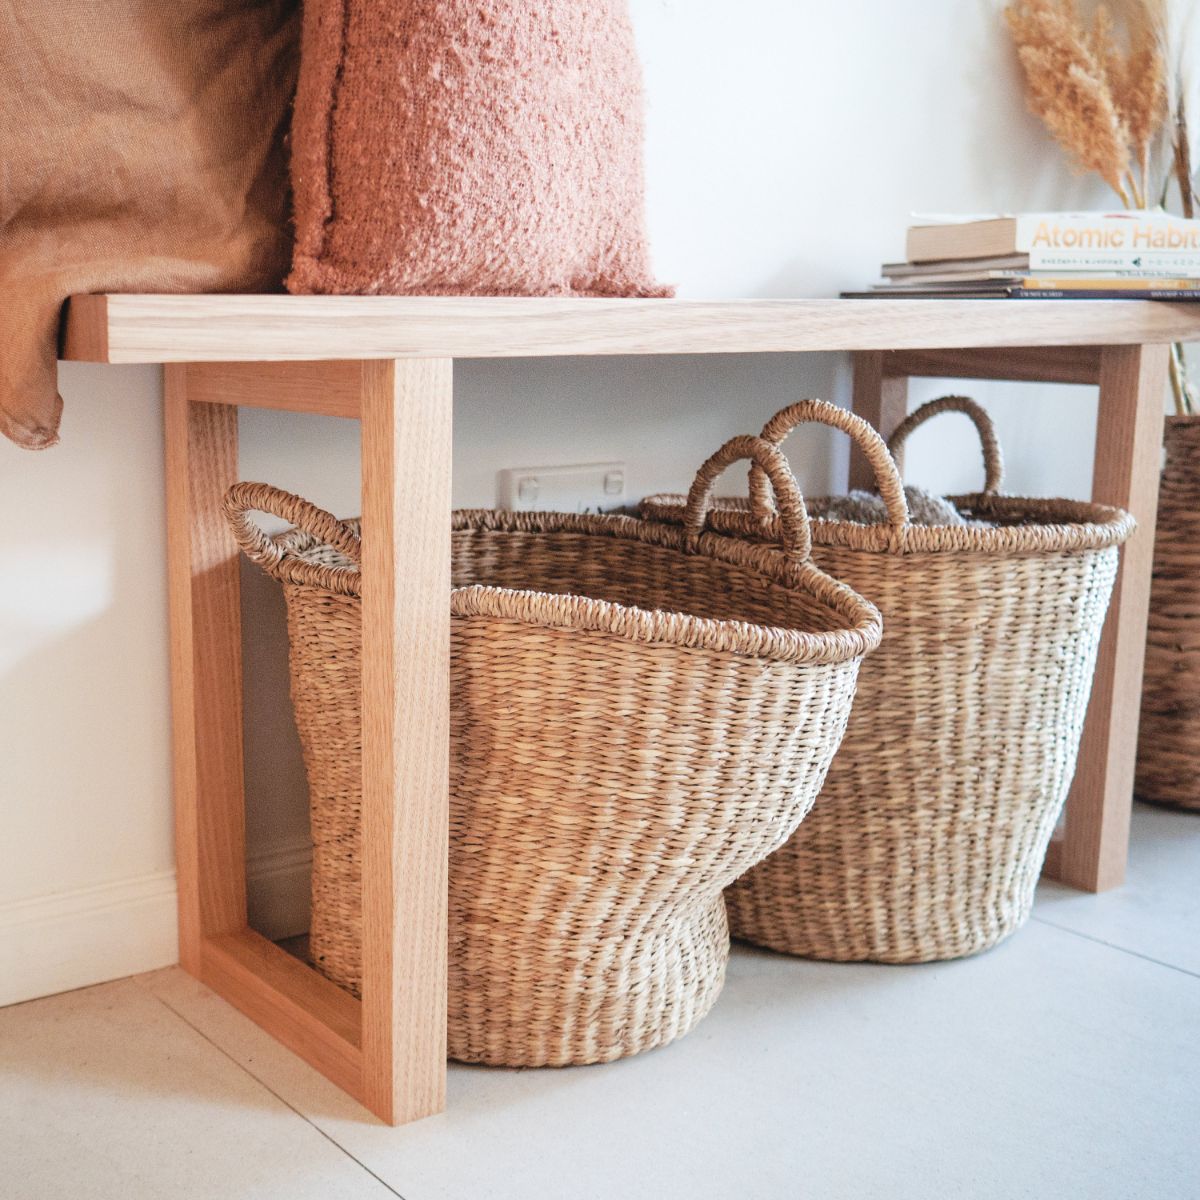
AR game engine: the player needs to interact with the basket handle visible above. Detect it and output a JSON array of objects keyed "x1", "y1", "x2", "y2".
[
  {"x1": 747, "y1": 399, "x2": 909, "y2": 530},
  {"x1": 886, "y1": 395, "x2": 1005, "y2": 495},
  {"x1": 223, "y1": 482, "x2": 362, "y2": 578},
  {"x1": 684, "y1": 435, "x2": 812, "y2": 560}
]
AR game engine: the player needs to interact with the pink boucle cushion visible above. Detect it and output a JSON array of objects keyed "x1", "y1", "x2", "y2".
[{"x1": 288, "y1": 1, "x2": 670, "y2": 297}]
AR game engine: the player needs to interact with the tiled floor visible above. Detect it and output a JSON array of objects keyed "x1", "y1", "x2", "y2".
[{"x1": 2, "y1": 805, "x2": 1197, "y2": 1200}]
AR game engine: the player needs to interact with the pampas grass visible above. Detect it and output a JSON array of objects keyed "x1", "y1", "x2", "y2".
[
  {"x1": 1005, "y1": 0, "x2": 1166, "y2": 204},
  {"x1": 1102, "y1": 3, "x2": 1168, "y2": 203},
  {"x1": 1173, "y1": 102, "x2": 1195, "y2": 215}
]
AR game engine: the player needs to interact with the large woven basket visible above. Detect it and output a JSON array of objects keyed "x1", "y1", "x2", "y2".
[
  {"x1": 641, "y1": 398, "x2": 1134, "y2": 963},
  {"x1": 225, "y1": 437, "x2": 881, "y2": 1066},
  {"x1": 1136, "y1": 415, "x2": 1200, "y2": 810}
]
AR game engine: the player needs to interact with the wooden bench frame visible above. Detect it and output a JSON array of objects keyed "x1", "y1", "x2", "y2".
[{"x1": 61, "y1": 295, "x2": 1191, "y2": 1124}]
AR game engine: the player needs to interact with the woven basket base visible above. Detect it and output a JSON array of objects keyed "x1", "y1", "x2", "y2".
[
  {"x1": 726, "y1": 845, "x2": 1040, "y2": 965},
  {"x1": 729, "y1": 915, "x2": 1030, "y2": 965},
  {"x1": 448, "y1": 896, "x2": 730, "y2": 1067},
  {"x1": 308, "y1": 833, "x2": 361, "y2": 993},
  {"x1": 305, "y1": 785, "x2": 756, "y2": 1064}
]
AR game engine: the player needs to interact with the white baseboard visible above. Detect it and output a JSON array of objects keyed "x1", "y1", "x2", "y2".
[
  {"x1": 0, "y1": 841, "x2": 313, "y2": 1009},
  {"x1": 0, "y1": 870, "x2": 179, "y2": 1008},
  {"x1": 245, "y1": 839, "x2": 312, "y2": 943}
]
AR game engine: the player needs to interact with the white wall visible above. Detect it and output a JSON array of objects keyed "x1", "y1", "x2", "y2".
[{"x1": 0, "y1": 0, "x2": 1152, "y2": 1003}]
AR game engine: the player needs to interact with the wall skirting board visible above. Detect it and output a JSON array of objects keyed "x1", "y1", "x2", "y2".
[
  {"x1": 0, "y1": 841, "x2": 312, "y2": 1008},
  {"x1": 245, "y1": 839, "x2": 314, "y2": 946}
]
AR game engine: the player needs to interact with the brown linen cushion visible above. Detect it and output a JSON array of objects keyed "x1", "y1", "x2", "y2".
[
  {"x1": 0, "y1": 1, "x2": 299, "y2": 449},
  {"x1": 288, "y1": 0, "x2": 670, "y2": 298}
]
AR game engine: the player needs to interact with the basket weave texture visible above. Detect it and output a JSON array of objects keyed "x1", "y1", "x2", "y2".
[
  {"x1": 1136, "y1": 415, "x2": 1200, "y2": 810},
  {"x1": 641, "y1": 398, "x2": 1133, "y2": 963},
  {"x1": 225, "y1": 437, "x2": 881, "y2": 1066}
]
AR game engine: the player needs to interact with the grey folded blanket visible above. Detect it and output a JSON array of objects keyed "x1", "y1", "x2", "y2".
[{"x1": 816, "y1": 485, "x2": 978, "y2": 527}]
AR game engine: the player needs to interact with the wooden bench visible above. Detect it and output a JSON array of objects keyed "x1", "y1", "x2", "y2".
[{"x1": 62, "y1": 294, "x2": 1199, "y2": 1123}]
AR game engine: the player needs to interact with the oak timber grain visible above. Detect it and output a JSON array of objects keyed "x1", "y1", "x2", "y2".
[
  {"x1": 163, "y1": 371, "x2": 247, "y2": 970},
  {"x1": 1050, "y1": 343, "x2": 1170, "y2": 892},
  {"x1": 882, "y1": 346, "x2": 1102, "y2": 385},
  {"x1": 850, "y1": 352, "x2": 909, "y2": 489},
  {"x1": 200, "y1": 930, "x2": 363, "y2": 1101},
  {"x1": 359, "y1": 359, "x2": 453, "y2": 1126},
  {"x1": 93, "y1": 297, "x2": 1187, "y2": 1122},
  {"x1": 186, "y1": 361, "x2": 363, "y2": 418},
  {"x1": 61, "y1": 294, "x2": 1200, "y2": 363}
]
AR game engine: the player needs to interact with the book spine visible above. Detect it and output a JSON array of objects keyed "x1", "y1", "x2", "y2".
[
  {"x1": 1015, "y1": 275, "x2": 1200, "y2": 291},
  {"x1": 1029, "y1": 250, "x2": 1200, "y2": 274},
  {"x1": 1016, "y1": 214, "x2": 1200, "y2": 256},
  {"x1": 1006, "y1": 287, "x2": 1200, "y2": 300}
]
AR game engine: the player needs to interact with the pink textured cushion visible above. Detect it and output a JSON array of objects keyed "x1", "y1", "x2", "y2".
[{"x1": 288, "y1": 1, "x2": 670, "y2": 297}]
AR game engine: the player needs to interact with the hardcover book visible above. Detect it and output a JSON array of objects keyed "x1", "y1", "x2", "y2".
[{"x1": 906, "y1": 212, "x2": 1200, "y2": 264}]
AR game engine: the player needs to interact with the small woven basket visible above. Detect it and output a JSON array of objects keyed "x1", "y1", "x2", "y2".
[
  {"x1": 1136, "y1": 415, "x2": 1200, "y2": 810},
  {"x1": 641, "y1": 398, "x2": 1134, "y2": 963},
  {"x1": 225, "y1": 437, "x2": 881, "y2": 1066}
]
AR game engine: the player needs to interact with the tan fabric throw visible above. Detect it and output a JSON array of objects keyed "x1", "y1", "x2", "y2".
[
  {"x1": 0, "y1": 2, "x2": 299, "y2": 449},
  {"x1": 289, "y1": 0, "x2": 670, "y2": 298}
]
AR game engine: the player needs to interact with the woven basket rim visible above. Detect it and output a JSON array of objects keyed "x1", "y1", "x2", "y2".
[
  {"x1": 639, "y1": 491, "x2": 1135, "y2": 555},
  {"x1": 261, "y1": 508, "x2": 883, "y2": 665}
]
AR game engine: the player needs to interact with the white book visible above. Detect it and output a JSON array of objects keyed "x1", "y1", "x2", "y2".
[{"x1": 906, "y1": 211, "x2": 1200, "y2": 263}]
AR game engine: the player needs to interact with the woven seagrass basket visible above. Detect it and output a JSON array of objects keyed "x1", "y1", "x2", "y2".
[
  {"x1": 225, "y1": 437, "x2": 881, "y2": 1066},
  {"x1": 1136, "y1": 415, "x2": 1200, "y2": 811},
  {"x1": 641, "y1": 398, "x2": 1134, "y2": 963}
]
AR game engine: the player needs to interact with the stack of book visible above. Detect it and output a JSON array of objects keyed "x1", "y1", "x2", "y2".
[{"x1": 850, "y1": 211, "x2": 1200, "y2": 299}]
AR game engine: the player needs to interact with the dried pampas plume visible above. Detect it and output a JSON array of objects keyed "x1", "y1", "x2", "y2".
[
  {"x1": 1005, "y1": 0, "x2": 1168, "y2": 206},
  {"x1": 1098, "y1": 2, "x2": 1168, "y2": 200}
]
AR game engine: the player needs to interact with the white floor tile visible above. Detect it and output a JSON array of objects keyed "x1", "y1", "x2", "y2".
[
  {"x1": 0, "y1": 978, "x2": 396, "y2": 1200},
  {"x1": 141, "y1": 924, "x2": 1200, "y2": 1200},
  {"x1": 6, "y1": 810, "x2": 1198, "y2": 1200},
  {"x1": 1035, "y1": 804, "x2": 1200, "y2": 976}
]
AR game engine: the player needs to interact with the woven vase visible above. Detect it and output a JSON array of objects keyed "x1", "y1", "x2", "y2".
[
  {"x1": 641, "y1": 398, "x2": 1133, "y2": 963},
  {"x1": 225, "y1": 437, "x2": 881, "y2": 1066},
  {"x1": 1136, "y1": 415, "x2": 1200, "y2": 810}
]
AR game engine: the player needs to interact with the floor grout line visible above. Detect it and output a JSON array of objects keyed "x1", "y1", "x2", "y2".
[
  {"x1": 1029, "y1": 914, "x2": 1200, "y2": 980},
  {"x1": 142, "y1": 985, "x2": 409, "y2": 1200}
]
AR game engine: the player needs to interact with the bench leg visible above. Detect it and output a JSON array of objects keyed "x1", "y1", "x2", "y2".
[
  {"x1": 360, "y1": 359, "x2": 453, "y2": 1124},
  {"x1": 164, "y1": 366, "x2": 248, "y2": 970},
  {"x1": 164, "y1": 359, "x2": 452, "y2": 1124},
  {"x1": 849, "y1": 351, "x2": 909, "y2": 488},
  {"x1": 1046, "y1": 344, "x2": 1169, "y2": 891}
]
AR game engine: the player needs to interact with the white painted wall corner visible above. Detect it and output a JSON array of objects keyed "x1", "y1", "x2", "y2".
[{"x1": 0, "y1": 842, "x2": 312, "y2": 1008}]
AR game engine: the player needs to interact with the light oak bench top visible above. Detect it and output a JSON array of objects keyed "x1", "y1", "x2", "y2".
[{"x1": 62, "y1": 294, "x2": 1200, "y2": 363}]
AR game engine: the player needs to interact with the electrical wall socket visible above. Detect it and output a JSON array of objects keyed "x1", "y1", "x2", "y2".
[{"x1": 497, "y1": 462, "x2": 627, "y2": 513}]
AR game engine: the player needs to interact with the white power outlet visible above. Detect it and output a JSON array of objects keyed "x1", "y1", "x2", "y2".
[{"x1": 497, "y1": 462, "x2": 627, "y2": 513}]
